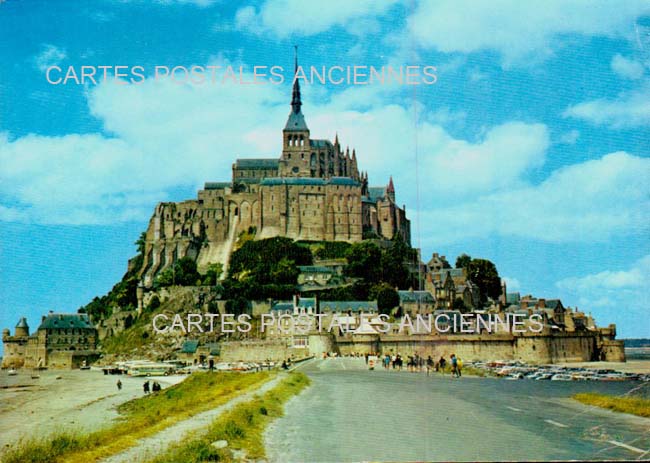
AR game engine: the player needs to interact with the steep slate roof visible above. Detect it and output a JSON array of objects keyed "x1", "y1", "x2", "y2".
[
  {"x1": 431, "y1": 268, "x2": 464, "y2": 279},
  {"x1": 38, "y1": 313, "x2": 94, "y2": 330},
  {"x1": 545, "y1": 299, "x2": 564, "y2": 310},
  {"x1": 506, "y1": 292, "x2": 521, "y2": 304},
  {"x1": 16, "y1": 317, "x2": 29, "y2": 329},
  {"x1": 310, "y1": 139, "x2": 332, "y2": 148},
  {"x1": 234, "y1": 159, "x2": 279, "y2": 169},
  {"x1": 297, "y1": 297, "x2": 316, "y2": 308},
  {"x1": 260, "y1": 177, "x2": 359, "y2": 186},
  {"x1": 320, "y1": 301, "x2": 378, "y2": 312},
  {"x1": 205, "y1": 342, "x2": 220, "y2": 356},
  {"x1": 298, "y1": 265, "x2": 335, "y2": 274},
  {"x1": 329, "y1": 177, "x2": 359, "y2": 186},
  {"x1": 284, "y1": 111, "x2": 308, "y2": 131},
  {"x1": 181, "y1": 340, "x2": 199, "y2": 354},
  {"x1": 398, "y1": 290, "x2": 435, "y2": 303},
  {"x1": 271, "y1": 302, "x2": 294, "y2": 312},
  {"x1": 367, "y1": 187, "x2": 386, "y2": 201},
  {"x1": 204, "y1": 182, "x2": 232, "y2": 190}
]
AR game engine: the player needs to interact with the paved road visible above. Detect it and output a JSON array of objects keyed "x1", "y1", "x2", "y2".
[{"x1": 265, "y1": 357, "x2": 650, "y2": 462}]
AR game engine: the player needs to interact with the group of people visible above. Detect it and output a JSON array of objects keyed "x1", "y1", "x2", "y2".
[
  {"x1": 376, "y1": 353, "x2": 463, "y2": 377},
  {"x1": 143, "y1": 380, "x2": 162, "y2": 393},
  {"x1": 281, "y1": 358, "x2": 293, "y2": 370},
  {"x1": 115, "y1": 379, "x2": 164, "y2": 394}
]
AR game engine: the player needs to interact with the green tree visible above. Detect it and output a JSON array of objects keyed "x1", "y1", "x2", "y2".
[
  {"x1": 147, "y1": 295, "x2": 161, "y2": 311},
  {"x1": 175, "y1": 257, "x2": 199, "y2": 285},
  {"x1": 135, "y1": 231, "x2": 146, "y2": 255},
  {"x1": 226, "y1": 296, "x2": 249, "y2": 316},
  {"x1": 153, "y1": 257, "x2": 200, "y2": 288},
  {"x1": 154, "y1": 267, "x2": 175, "y2": 288},
  {"x1": 451, "y1": 297, "x2": 469, "y2": 313},
  {"x1": 373, "y1": 284, "x2": 400, "y2": 315},
  {"x1": 455, "y1": 253, "x2": 472, "y2": 270},
  {"x1": 344, "y1": 241, "x2": 382, "y2": 282},
  {"x1": 229, "y1": 237, "x2": 312, "y2": 284},
  {"x1": 202, "y1": 263, "x2": 223, "y2": 286},
  {"x1": 467, "y1": 258, "x2": 501, "y2": 303},
  {"x1": 270, "y1": 257, "x2": 300, "y2": 285},
  {"x1": 381, "y1": 236, "x2": 413, "y2": 288}
]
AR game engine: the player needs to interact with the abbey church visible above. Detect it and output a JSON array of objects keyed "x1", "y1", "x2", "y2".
[{"x1": 138, "y1": 58, "x2": 410, "y2": 286}]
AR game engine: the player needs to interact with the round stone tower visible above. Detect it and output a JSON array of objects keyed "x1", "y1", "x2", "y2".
[{"x1": 15, "y1": 317, "x2": 29, "y2": 337}]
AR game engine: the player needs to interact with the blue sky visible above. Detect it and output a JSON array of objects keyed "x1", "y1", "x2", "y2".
[{"x1": 1, "y1": 0, "x2": 649, "y2": 350}]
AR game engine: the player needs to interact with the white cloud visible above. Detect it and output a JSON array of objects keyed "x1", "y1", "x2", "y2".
[
  {"x1": 418, "y1": 151, "x2": 650, "y2": 244},
  {"x1": 235, "y1": 0, "x2": 399, "y2": 38},
  {"x1": 0, "y1": 62, "x2": 290, "y2": 225},
  {"x1": 564, "y1": 85, "x2": 650, "y2": 128},
  {"x1": 556, "y1": 255, "x2": 650, "y2": 336},
  {"x1": 407, "y1": 0, "x2": 650, "y2": 65},
  {"x1": 611, "y1": 54, "x2": 645, "y2": 80},
  {"x1": 33, "y1": 44, "x2": 66, "y2": 72},
  {"x1": 558, "y1": 256, "x2": 649, "y2": 292},
  {"x1": 0, "y1": 78, "x2": 545, "y2": 225}
]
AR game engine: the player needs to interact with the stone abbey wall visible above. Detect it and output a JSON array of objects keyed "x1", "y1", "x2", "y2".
[
  {"x1": 210, "y1": 331, "x2": 624, "y2": 365},
  {"x1": 218, "y1": 339, "x2": 300, "y2": 362},
  {"x1": 327, "y1": 332, "x2": 623, "y2": 364}
]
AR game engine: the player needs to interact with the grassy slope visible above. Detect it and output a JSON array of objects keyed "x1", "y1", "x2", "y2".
[
  {"x1": 101, "y1": 287, "x2": 204, "y2": 358},
  {"x1": 2, "y1": 372, "x2": 273, "y2": 463},
  {"x1": 573, "y1": 393, "x2": 650, "y2": 418},
  {"x1": 147, "y1": 372, "x2": 311, "y2": 463}
]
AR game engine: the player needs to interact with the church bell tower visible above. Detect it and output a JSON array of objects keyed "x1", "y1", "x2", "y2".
[{"x1": 280, "y1": 46, "x2": 311, "y2": 177}]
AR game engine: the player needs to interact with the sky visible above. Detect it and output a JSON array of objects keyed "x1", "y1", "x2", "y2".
[{"x1": 1, "y1": 0, "x2": 649, "y2": 351}]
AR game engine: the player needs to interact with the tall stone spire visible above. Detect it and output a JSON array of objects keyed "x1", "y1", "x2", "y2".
[
  {"x1": 284, "y1": 45, "x2": 308, "y2": 132},
  {"x1": 291, "y1": 45, "x2": 302, "y2": 115},
  {"x1": 387, "y1": 176, "x2": 395, "y2": 201}
]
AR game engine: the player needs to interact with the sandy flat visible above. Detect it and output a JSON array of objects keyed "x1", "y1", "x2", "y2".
[{"x1": 0, "y1": 369, "x2": 186, "y2": 449}]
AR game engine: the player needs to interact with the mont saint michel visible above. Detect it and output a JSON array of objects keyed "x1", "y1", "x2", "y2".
[
  {"x1": 136, "y1": 61, "x2": 410, "y2": 287},
  {"x1": 3, "y1": 58, "x2": 626, "y2": 371}
]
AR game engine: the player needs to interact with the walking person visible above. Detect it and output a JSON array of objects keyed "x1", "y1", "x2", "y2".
[
  {"x1": 143, "y1": 380, "x2": 150, "y2": 394},
  {"x1": 116, "y1": 379, "x2": 122, "y2": 391},
  {"x1": 450, "y1": 354, "x2": 459, "y2": 378},
  {"x1": 456, "y1": 357, "x2": 463, "y2": 378},
  {"x1": 439, "y1": 356, "x2": 446, "y2": 374},
  {"x1": 426, "y1": 356, "x2": 434, "y2": 376}
]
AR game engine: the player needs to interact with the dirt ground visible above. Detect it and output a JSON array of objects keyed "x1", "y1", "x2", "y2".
[{"x1": 0, "y1": 369, "x2": 186, "y2": 449}]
